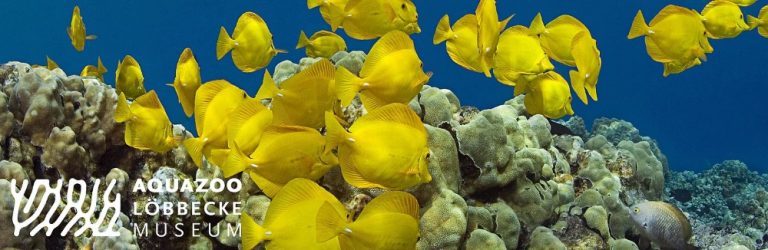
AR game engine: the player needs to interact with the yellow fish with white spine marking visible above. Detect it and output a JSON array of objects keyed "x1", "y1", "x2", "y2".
[
  {"x1": 519, "y1": 71, "x2": 574, "y2": 119},
  {"x1": 328, "y1": 0, "x2": 421, "y2": 40},
  {"x1": 316, "y1": 191, "x2": 421, "y2": 250},
  {"x1": 702, "y1": 0, "x2": 750, "y2": 39},
  {"x1": 569, "y1": 31, "x2": 602, "y2": 104},
  {"x1": 217, "y1": 12, "x2": 284, "y2": 73},
  {"x1": 433, "y1": 14, "x2": 483, "y2": 73},
  {"x1": 222, "y1": 126, "x2": 337, "y2": 197},
  {"x1": 183, "y1": 80, "x2": 249, "y2": 167},
  {"x1": 241, "y1": 178, "x2": 344, "y2": 250},
  {"x1": 114, "y1": 91, "x2": 178, "y2": 153},
  {"x1": 116, "y1": 55, "x2": 146, "y2": 100},
  {"x1": 336, "y1": 31, "x2": 431, "y2": 110},
  {"x1": 170, "y1": 48, "x2": 201, "y2": 117},
  {"x1": 748, "y1": 5, "x2": 768, "y2": 37},
  {"x1": 296, "y1": 30, "x2": 347, "y2": 58},
  {"x1": 325, "y1": 103, "x2": 431, "y2": 190},
  {"x1": 529, "y1": 13, "x2": 591, "y2": 67},
  {"x1": 475, "y1": 0, "x2": 513, "y2": 77},
  {"x1": 80, "y1": 56, "x2": 107, "y2": 82},
  {"x1": 628, "y1": 6, "x2": 713, "y2": 76},
  {"x1": 67, "y1": 6, "x2": 97, "y2": 52},
  {"x1": 493, "y1": 25, "x2": 554, "y2": 87},
  {"x1": 256, "y1": 59, "x2": 336, "y2": 129},
  {"x1": 308, "y1": 0, "x2": 350, "y2": 28}
]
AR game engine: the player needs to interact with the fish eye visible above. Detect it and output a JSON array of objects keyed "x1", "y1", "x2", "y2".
[
  {"x1": 242, "y1": 93, "x2": 247, "y2": 98},
  {"x1": 633, "y1": 208, "x2": 640, "y2": 213},
  {"x1": 401, "y1": 3, "x2": 406, "y2": 9}
]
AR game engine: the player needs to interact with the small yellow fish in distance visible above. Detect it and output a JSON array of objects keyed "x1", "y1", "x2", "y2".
[
  {"x1": 336, "y1": 31, "x2": 431, "y2": 110},
  {"x1": 217, "y1": 12, "x2": 284, "y2": 73},
  {"x1": 520, "y1": 71, "x2": 575, "y2": 119},
  {"x1": 46, "y1": 56, "x2": 60, "y2": 70},
  {"x1": 222, "y1": 125, "x2": 338, "y2": 197},
  {"x1": 183, "y1": 80, "x2": 249, "y2": 167},
  {"x1": 628, "y1": 6, "x2": 713, "y2": 76},
  {"x1": 325, "y1": 104, "x2": 431, "y2": 190},
  {"x1": 747, "y1": 5, "x2": 768, "y2": 37},
  {"x1": 529, "y1": 13, "x2": 590, "y2": 67},
  {"x1": 67, "y1": 6, "x2": 97, "y2": 52},
  {"x1": 241, "y1": 178, "x2": 345, "y2": 250},
  {"x1": 328, "y1": 0, "x2": 421, "y2": 40},
  {"x1": 170, "y1": 48, "x2": 202, "y2": 117},
  {"x1": 255, "y1": 60, "x2": 336, "y2": 129},
  {"x1": 207, "y1": 98, "x2": 273, "y2": 167},
  {"x1": 725, "y1": 0, "x2": 757, "y2": 7},
  {"x1": 702, "y1": 0, "x2": 750, "y2": 39},
  {"x1": 116, "y1": 55, "x2": 147, "y2": 100},
  {"x1": 433, "y1": 14, "x2": 483, "y2": 73},
  {"x1": 475, "y1": 0, "x2": 513, "y2": 77},
  {"x1": 569, "y1": 31, "x2": 602, "y2": 104},
  {"x1": 115, "y1": 91, "x2": 179, "y2": 153},
  {"x1": 296, "y1": 30, "x2": 348, "y2": 58},
  {"x1": 308, "y1": 0, "x2": 350, "y2": 28},
  {"x1": 316, "y1": 191, "x2": 421, "y2": 250},
  {"x1": 80, "y1": 56, "x2": 107, "y2": 82},
  {"x1": 492, "y1": 25, "x2": 554, "y2": 87},
  {"x1": 630, "y1": 201, "x2": 695, "y2": 250}
]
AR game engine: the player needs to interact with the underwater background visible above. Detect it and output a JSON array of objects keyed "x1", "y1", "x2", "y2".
[{"x1": 1, "y1": 0, "x2": 766, "y2": 172}]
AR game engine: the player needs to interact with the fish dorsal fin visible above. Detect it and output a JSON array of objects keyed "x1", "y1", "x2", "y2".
[
  {"x1": 355, "y1": 103, "x2": 424, "y2": 132},
  {"x1": 361, "y1": 31, "x2": 414, "y2": 77},
  {"x1": 235, "y1": 12, "x2": 266, "y2": 37},
  {"x1": 652, "y1": 5, "x2": 694, "y2": 27},
  {"x1": 280, "y1": 59, "x2": 335, "y2": 91},
  {"x1": 548, "y1": 15, "x2": 587, "y2": 31},
  {"x1": 358, "y1": 192, "x2": 419, "y2": 220},
  {"x1": 760, "y1": 5, "x2": 768, "y2": 18},
  {"x1": 529, "y1": 13, "x2": 546, "y2": 35},
  {"x1": 702, "y1": 0, "x2": 732, "y2": 15},
  {"x1": 123, "y1": 55, "x2": 139, "y2": 67},
  {"x1": 265, "y1": 178, "x2": 337, "y2": 224},
  {"x1": 134, "y1": 90, "x2": 164, "y2": 110},
  {"x1": 255, "y1": 70, "x2": 279, "y2": 100},
  {"x1": 227, "y1": 98, "x2": 269, "y2": 148},
  {"x1": 262, "y1": 125, "x2": 319, "y2": 139},
  {"x1": 195, "y1": 80, "x2": 234, "y2": 133},
  {"x1": 500, "y1": 14, "x2": 514, "y2": 30}
]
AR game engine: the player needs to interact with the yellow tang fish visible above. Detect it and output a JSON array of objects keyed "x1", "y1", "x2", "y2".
[
  {"x1": 702, "y1": 0, "x2": 750, "y2": 39},
  {"x1": 308, "y1": 0, "x2": 350, "y2": 28},
  {"x1": 255, "y1": 59, "x2": 336, "y2": 129},
  {"x1": 296, "y1": 30, "x2": 347, "y2": 58},
  {"x1": 217, "y1": 12, "x2": 284, "y2": 73},
  {"x1": 80, "y1": 56, "x2": 107, "y2": 82},
  {"x1": 628, "y1": 6, "x2": 713, "y2": 76},
  {"x1": 170, "y1": 48, "x2": 201, "y2": 117},
  {"x1": 222, "y1": 126, "x2": 338, "y2": 197},
  {"x1": 114, "y1": 91, "x2": 178, "y2": 153},
  {"x1": 493, "y1": 25, "x2": 554, "y2": 87},
  {"x1": 183, "y1": 80, "x2": 249, "y2": 167},
  {"x1": 725, "y1": 0, "x2": 757, "y2": 6},
  {"x1": 475, "y1": 0, "x2": 513, "y2": 77},
  {"x1": 46, "y1": 56, "x2": 59, "y2": 70},
  {"x1": 529, "y1": 13, "x2": 590, "y2": 67},
  {"x1": 519, "y1": 71, "x2": 574, "y2": 119},
  {"x1": 328, "y1": 0, "x2": 421, "y2": 40},
  {"x1": 208, "y1": 98, "x2": 273, "y2": 167},
  {"x1": 67, "y1": 6, "x2": 97, "y2": 52},
  {"x1": 324, "y1": 103, "x2": 431, "y2": 190},
  {"x1": 241, "y1": 178, "x2": 345, "y2": 250},
  {"x1": 316, "y1": 191, "x2": 421, "y2": 250},
  {"x1": 630, "y1": 201, "x2": 694, "y2": 250},
  {"x1": 336, "y1": 31, "x2": 431, "y2": 110},
  {"x1": 569, "y1": 31, "x2": 602, "y2": 104},
  {"x1": 116, "y1": 55, "x2": 146, "y2": 100},
  {"x1": 748, "y1": 5, "x2": 768, "y2": 37},
  {"x1": 433, "y1": 14, "x2": 483, "y2": 73}
]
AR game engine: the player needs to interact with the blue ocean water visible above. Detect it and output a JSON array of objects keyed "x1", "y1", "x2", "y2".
[{"x1": 1, "y1": 0, "x2": 765, "y2": 172}]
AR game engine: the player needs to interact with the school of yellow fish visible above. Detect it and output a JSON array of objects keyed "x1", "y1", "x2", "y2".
[{"x1": 43, "y1": 1, "x2": 767, "y2": 249}]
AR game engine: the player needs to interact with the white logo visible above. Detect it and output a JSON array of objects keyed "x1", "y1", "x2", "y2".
[{"x1": 10, "y1": 179, "x2": 122, "y2": 237}]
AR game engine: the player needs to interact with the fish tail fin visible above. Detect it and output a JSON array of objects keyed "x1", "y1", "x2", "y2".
[
  {"x1": 747, "y1": 15, "x2": 760, "y2": 30},
  {"x1": 216, "y1": 27, "x2": 235, "y2": 60},
  {"x1": 296, "y1": 30, "x2": 311, "y2": 49},
  {"x1": 307, "y1": 0, "x2": 323, "y2": 9},
  {"x1": 628, "y1": 10, "x2": 649, "y2": 39},
  {"x1": 182, "y1": 137, "x2": 206, "y2": 168},
  {"x1": 335, "y1": 66, "x2": 364, "y2": 107},
  {"x1": 254, "y1": 70, "x2": 279, "y2": 100},
  {"x1": 97, "y1": 56, "x2": 107, "y2": 74},
  {"x1": 222, "y1": 142, "x2": 250, "y2": 178},
  {"x1": 328, "y1": 4, "x2": 345, "y2": 31},
  {"x1": 114, "y1": 93, "x2": 133, "y2": 123},
  {"x1": 569, "y1": 70, "x2": 589, "y2": 105},
  {"x1": 529, "y1": 13, "x2": 546, "y2": 35},
  {"x1": 241, "y1": 213, "x2": 269, "y2": 250},
  {"x1": 324, "y1": 111, "x2": 349, "y2": 154},
  {"x1": 316, "y1": 201, "x2": 346, "y2": 242},
  {"x1": 433, "y1": 15, "x2": 453, "y2": 45}
]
